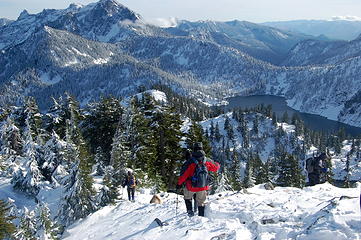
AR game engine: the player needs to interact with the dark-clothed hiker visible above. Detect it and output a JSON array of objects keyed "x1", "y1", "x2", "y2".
[
  {"x1": 176, "y1": 142, "x2": 220, "y2": 217},
  {"x1": 307, "y1": 153, "x2": 328, "y2": 186},
  {"x1": 122, "y1": 171, "x2": 137, "y2": 201}
]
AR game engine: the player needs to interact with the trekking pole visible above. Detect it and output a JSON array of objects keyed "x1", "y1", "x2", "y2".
[{"x1": 176, "y1": 192, "x2": 179, "y2": 217}]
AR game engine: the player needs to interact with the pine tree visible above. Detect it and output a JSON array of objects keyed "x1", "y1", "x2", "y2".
[
  {"x1": 0, "y1": 200, "x2": 16, "y2": 240},
  {"x1": 12, "y1": 118, "x2": 44, "y2": 196},
  {"x1": 93, "y1": 147, "x2": 106, "y2": 176},
  {"x1": 209, "y1": 121, "x2": 215, "y2": 140},
  {"x1": 0, "y1": 117, "x2": 23, "y2": 174},
  {"x1": 41, "y1": 132, "x2": 67, "y2": 185},
  {"x1": 214, "y1": 122, "x2": 222, "y2": 142},
  {"x1": 253, "y1": 154, "x2": 269, "y2": 185},
  {"x1": 22, "y1": 97, "x2": 44, "y2": 144},
  {"x1": 282, "y1": 111, "x2": 289, "y2": 123},
  {"x1": 229, "y1": 151, "x2": 242, "y2": 190},
  {"x1": 129, "y1": 99, "x2": 157, "y2": 180},
  {"x1": 44, "y1": 96, "x2": 69, "y2": 139},
  {"x1": 35, "y1": 203, "x2": 59, "y2": 240},
  {"x1": 344, "y1": 154, "x2": 351, "y2": 188},
  {"x1": 83, "y1": 97, "x2": 122, "y2": 165},
  {"x1": 57, "y1": 96, "x2": 95, "y2": 226},
  {"x1": 16, "y1": 208, "x2": 37, "y2": 240},
  {"x1": 186, "y1": 121, "x2": 211, "y2": 155},
  {"x1": 277, "y1": 153, "x2": 304, "y2": 188},
  {"x1": 97, "y1": 166, "x2": 118, "y2": 207},
  {"x1": 243, "y1": 152, "x2": 256, "y2": 188},
  {"x1": 0, "y1": 117, "x2": 23, "y2": 157},
  {"x1": 253, "y1": 115, "x2": 259, "y2": 135}
]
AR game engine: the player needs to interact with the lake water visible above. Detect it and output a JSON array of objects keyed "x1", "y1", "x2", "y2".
[{"x1": 226, "y1": 95, "x2": 361, "y2": 137}]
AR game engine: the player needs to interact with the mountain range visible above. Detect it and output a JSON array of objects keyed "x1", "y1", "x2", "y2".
[
  {"x1": 263, "y1": 19, "x2": 361, "y2": 41},
  {"x1": 1, "y1": 0, "x2": 361, "y2": 128}
]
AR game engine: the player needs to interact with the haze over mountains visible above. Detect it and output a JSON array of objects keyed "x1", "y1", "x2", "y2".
[
  {"x1": 1, "y1": 0, "x2": 361, "y2": 127},
  {"x1": 263, "y1": 19, "x2": 361, "y2": 41}
]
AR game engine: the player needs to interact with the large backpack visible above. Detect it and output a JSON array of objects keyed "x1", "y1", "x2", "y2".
[
  {"x1": 128, "y1": 175, "x2": 136, "y2": 188},
  {"x1": 306, "y1": 158, "x2": 315, "y2": 173},
  {"x1": 191, "y1": 159, "x2": 208, "y2": 188},
  {"x1": 180, "y1": 158, "x2": 193, "y2": 176}
]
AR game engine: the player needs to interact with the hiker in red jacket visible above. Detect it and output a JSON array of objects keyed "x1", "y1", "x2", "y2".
[{"x1": 176, "y1": 142, "x2": 220, "y2": 217}]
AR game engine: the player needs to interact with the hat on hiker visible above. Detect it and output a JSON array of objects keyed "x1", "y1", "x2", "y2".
[{"x1": 193, "y1": 142, "x2": 203, "y2": 151}]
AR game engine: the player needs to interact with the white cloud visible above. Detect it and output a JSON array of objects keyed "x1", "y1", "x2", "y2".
[
  {"x1": 145, "y1": 17, "x2": 178, "y2": 28},
  {"x1": 331, "y1": 15, "x2": 361, "y2": 21}
]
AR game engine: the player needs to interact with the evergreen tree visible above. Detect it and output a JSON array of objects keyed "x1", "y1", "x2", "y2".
[
  {"x1": 253, "y1": 115, "x2": 259, "y2": 135},
  {"x1": 282, "y1": 111, "x2": 289, "y2": 124},
  {"x1": 0, "y1": 117, "x2": 23, "y2": 174},
  {"x1": 57, "y1": 97, "x2": 95, "y2": 227},
  {"x1": 0, "y1": 200, "x2": 16, "y2": 240},
  {"x1": 16, "y1": 208, "x2": 37, "y2": 240},
  {"x1": 253, "y1": 154, "x2": 269, "y2": 185},
  {"x1": 343, "y1": 154, "x2": 351, "y2": 188},
  {"x1": 12, "y1": 118, "x2": 44, "y2": 196},
  {"x1": 277, "y1": 153, "x2": 304, "y2": 188},
  {"x1": 214, "y1": 122, "x2": 222, "y2": 142},
  {"x1": 209, "y1": 121, "x2": 215, "y2": 140},
  {"x1": 41, "y1": 132, "x2": 67, "y2": 185},
  {"x1": 35, "y1": 203, "x2": 59, "y2": 240},
  {"x1": 229, "y1": 151, "x2": 242, "y2": 190},
  {"x1": 44, "y1": 96, "x2": 69, "y2": 139},
  {"x1": 93, "y1": 147, "x2": 106, "y2": 176},
  {"x1": 20, "y1": 97, "x2": 45, "y2": 144},
  {"x1": 0, "y1": 117, "x2": 23, "y2": 157},
  {"x1": 97, "y1": 166, "x2": 118, "y2": 207},
  {"x1": 129, "y1": 98, "x2": 157, "y2": 179},
  {"x1": 83, "y1": 97, "x2": 122, "y2": 165},
  {"x1": 186, "y1": 121, "x2": 211, "y2": 156}
]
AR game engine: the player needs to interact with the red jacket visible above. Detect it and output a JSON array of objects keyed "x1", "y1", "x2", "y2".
[{"x1": 177, "y1": 160, "x2": 220, "y2": 192}]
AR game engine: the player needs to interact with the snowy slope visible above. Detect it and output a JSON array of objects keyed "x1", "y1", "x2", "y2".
[
  {"x1": 166, "y1": 20, "x2": 314, "y2": 64},
  {"x1": 201, "y1": 112, "x2": 361, "y2": 182},
  {"x1": 63, "y1": 183, "x2": 361, "y2": 240}
]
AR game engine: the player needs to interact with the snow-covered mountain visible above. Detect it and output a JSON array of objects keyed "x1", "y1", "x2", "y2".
[
  {"x1": 0, "y1": 0, "x2": 165, "y2": 50},
  {"x1": 283, "y1": 36, "x2": 361, "y2": 66},
  {"x1": 263, "y1": 19, "x2": 361, "y2": 41},
  {"x1": 1, "y1": 0, "x2": 361, "y2": 128},
  {"x1": 166, "y1": 20, "x2": 316, "y2": 64},
  {"x1": 0, "y1": 26, "x2": 183, "y2": 109},
  {"x1": 0, "y1": 18, "x2": 13, "y2": 27}
]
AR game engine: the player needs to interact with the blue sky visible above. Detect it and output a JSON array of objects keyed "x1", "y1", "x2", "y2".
[{"x1": 1, "y1": 0, "x2": 361, "y2": 23}]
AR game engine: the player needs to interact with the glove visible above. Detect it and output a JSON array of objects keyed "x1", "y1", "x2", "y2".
[{"x1": 176, "y1": 184, "x2": 182, "y2": 190}]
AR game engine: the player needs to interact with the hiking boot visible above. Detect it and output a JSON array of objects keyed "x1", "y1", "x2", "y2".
[
  {"x1": 198, "y1": 206, "x2": 205, "y2": 217},
  {"x1": 187, "y1": 210, "x2": 195, "y2": 217}
]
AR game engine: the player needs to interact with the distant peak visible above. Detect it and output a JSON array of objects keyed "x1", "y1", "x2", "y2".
[
  {"x1": 67, "y1": 3, "x2": 83, "y2": 10},
  {"x1": 93, "y1": 0, "x2": 141, "y2": 21},
  {"x1": 97, "y1": 0, "x2": 126, "y2": 9},
  {"x1": 18, "y1": 10, "x2": 30, "y2": 20}
]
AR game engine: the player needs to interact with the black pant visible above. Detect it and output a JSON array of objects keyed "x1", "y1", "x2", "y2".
[
  {"x1": 308, "y1": 173, "x2": 320, "y2": 186},
  {"x1": 127, "y1": 187, "x2": 135, "y2": 201}
]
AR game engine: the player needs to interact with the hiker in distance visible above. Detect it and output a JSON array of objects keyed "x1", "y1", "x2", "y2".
[
  {"x1": 176, "y1": 142, "x2": 220, "y2": 217},
  {"x1": 306, "y1": 152, "x2": 329, "y2": 186},
  {"x1": 122, "y1": 171, "x2": 138, "y2": 202}
]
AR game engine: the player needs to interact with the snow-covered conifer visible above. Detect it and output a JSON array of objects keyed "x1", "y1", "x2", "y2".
[
  {"x1": 15, "y1": 207, "x2": 37, "y2": 240},
  {"x1": 0, "y1": 200, "x2": 16, "y2": 240}
]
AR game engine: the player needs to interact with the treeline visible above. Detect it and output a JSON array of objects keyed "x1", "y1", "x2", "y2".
[{"x1": 0, "y1": 90, "x2": 211, "y2": 238}]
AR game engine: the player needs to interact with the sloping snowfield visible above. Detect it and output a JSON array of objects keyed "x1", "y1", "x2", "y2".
[{"x1": 63, "y1": 183, "x2": 361, "y2": 240}]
